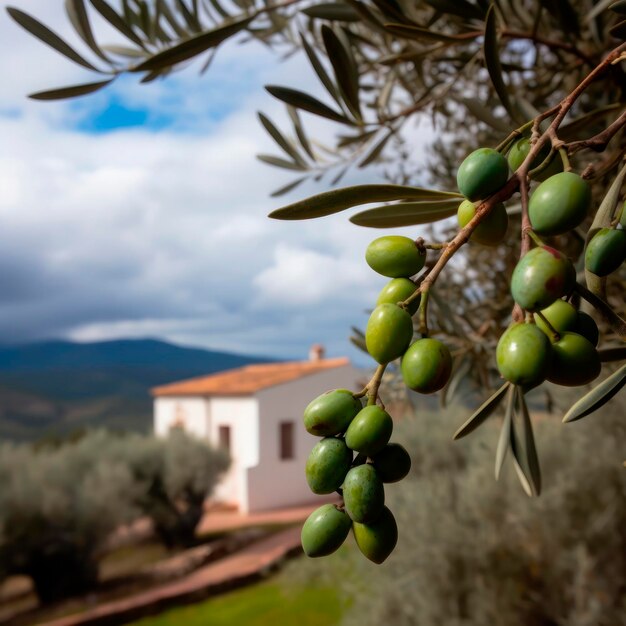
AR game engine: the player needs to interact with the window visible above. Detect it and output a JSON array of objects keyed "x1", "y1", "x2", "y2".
[
  {"x1": 279, "y1": 422, "x2": 295, "y2": 460},
  {"x1": 218, "y1": 425, "x2": 231, "y2": 452}
]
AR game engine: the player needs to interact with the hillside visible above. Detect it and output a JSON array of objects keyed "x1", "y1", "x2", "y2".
[{"x1": 0, "y1": 339, "x2": 276, "y2": 441}]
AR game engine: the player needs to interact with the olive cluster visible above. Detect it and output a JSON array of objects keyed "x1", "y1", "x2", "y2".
[
  {"x1": 456, "y1": 145, "x2": 625, "y2": 390},
  {"x1": 365, "y1": 236, "x2": 453, "y2": 392},
  {"x1": 301, "y1": 390, "x2": 411, "y2": 563}
]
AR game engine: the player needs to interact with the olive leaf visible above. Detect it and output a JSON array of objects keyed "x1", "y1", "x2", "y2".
[
  {"x1": 610, "y1": 0, "x2": 626, "y2": 14},
  {"x1": 383, "y1": 23, "x2": 471, "y2": 43},
  {"x1": 258, "y1": 112, "x2": 307, "y2": 166},
  {"x1": 90, "y1": 0, "x2": 147, "y2": 48},
  {"x1": 257, "y1": 155, "x2": 306, "y2": 171},
  {"x1": 494, "y1": 384, "x2": 514, "y2": 480},
  {"x1": 269, "y1": 184, "x2": 460, "y2": 220},
  {"x1": 563, "y1": 363, "x2": 626, "y2": 423},
  {"x1": 515, "y1": 387, "x2": 541, "y2": 496},
  {"x1": 65, "y1": 0, "x2": 111, "y2": 63},
  {"x1": 598, "y1": 347, "x2": 626, "y2": 362},
  {"x1": 29, "y1": 79, "x2": 115, "y2": 100},
  {"x1": 270, "y1": 177, "x2": 307, "y2": 198},
  {"x1": 453, "y1": 382, "x2": 510, "y2": 440},
  {"x1": 483, "y1": 5, "x2": 519, "y2": 123},
  {"x1": 349, "y1": 199, "x2": 460, "y2": 228},
  {"x1": 301, "y1": 3, "x2": 361, "y2": 21},
  {"x1": 132, "y1": 15, "x2": 254, "y2": 72},
  {"x1": 265, "y1": 86, "x2": 353, "y2": 125},
  {"x1": 321, "y1": 25, "x2": 361, "y2": 119},
  {"x1": 7, "y1": 6, "x2": 103, "y2": 72},
  {"x1": 424, "y1": 0, "x2": 485, "y2": 20},
  {"x1": 299, "y1": 32, "x2": 342, "y2": 104},
  {"x1": 462, "y1": 98, "x2": 512, "y2": 132},
  {"x1": 358, "y1": 130, "x2": 395, "y2": 168},
  {"x1": 576, "y1": 283, "x2": 626, "y2": 338}
]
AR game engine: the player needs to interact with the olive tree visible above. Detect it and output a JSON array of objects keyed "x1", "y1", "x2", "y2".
[
  {"x1": 0, "y1": 430, "x2": 229, "y2": 603},
  {"x1": 0, "y1": 432, "x2": 139, "y2": 603},
  {"x1": 7, "y1": 0, "x2": 626, "y2": 564}
]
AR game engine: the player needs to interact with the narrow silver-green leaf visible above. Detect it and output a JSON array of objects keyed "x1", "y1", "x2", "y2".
[
  {"x1": 102, "y1": 44, "x2": 145, "y2": 58},
  {"x1": 266, "y1": 86, "x2": 352, "y2": 125},
  {"x1": 509, "y1": 417, "x2": 533, "y2": 497},
  {"x1": 287, "y1": 106, "x2": 315, "y2": 161},
  {"x1": 299, "y1": 32, "x2": 341, "y2": 104},
  {"x1": 383, "y1": 23, "x2": 469, "y2": 43},
  {"x1": 483, "y1": 5, "x2": 517, "y2": 122},
  {"x1": 90, "y1": 0, "x2": 146, "y2": 48},
  {"x1": 462, "y1": 98, "x2": 511, "y2": 132},
  {"x1": 563, "y1": 364, "x2": 626, "y2": 423},
  {"x1": 7, "y1": 7, "x2": 102, "y2": 72},
  {"x1": 65, "y1": 0, "x2": 111, "y2": 63},
  {"x1": 29, "y1": 79, "x2": 114, "y2": 100},
  {"x1": 358, "y1": 129, "x2": 394, "y2": 168},
  {"x1": 175, "y1": 0, "x2": 202, "y2": 32},
  {"x1": 132, "y1": 15, "x2": 253, "y2": 72},
  {"x1": 598, "y1": 347, "x2": 626, "y2": 362},
  {"x1": 516, "y1": 387, "x2": 541, "y2": 496},
  {"x1": 494, "y1": 384, "x2": 514, "y2": 480},
  {"x1": 270, "y1": 177, "x2": 307, "y2": 198},
  {"x1": 453, "y1": 382, "x2": 510, "y2": 440},
  {"x1": 321, "y1": 25, "x2": 361, "y2": 119},
  {"x1": 609, "y1": 0, "x2": 626, "y2": 15},
  {"x1": 258, "y1": 112, "x2": 306, "y2": 166},
  {"x1": 157, "y1": 0, "x2": 189, "y2": 38},
  {"x1": 257, "y1": 154, "x2": 306, "y2": 171},
  {"x1": 270, "y1": 184, "x2": 461, "y2": 220},
  {"x1": 302, "y1": 3, "x2": 361, "y2": 21},
  {"x1": 425, "y1": 0, "x2": 485, "y2": 20},
  {"x1": 350, "y1": 199, "x2": 459, "y2": 228}
]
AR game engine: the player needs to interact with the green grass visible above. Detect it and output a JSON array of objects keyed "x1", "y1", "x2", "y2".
[{"x1": 130, "y1": 575, "x2": 343, "y2": 626}]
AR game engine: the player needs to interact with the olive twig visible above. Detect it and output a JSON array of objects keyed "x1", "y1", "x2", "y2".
[
  {"x1": 535, "y1": 311, "x2": 561, "y2": 342},
  {"x1": 366, "y1": 363, "x2": 387, "y2": 406}
]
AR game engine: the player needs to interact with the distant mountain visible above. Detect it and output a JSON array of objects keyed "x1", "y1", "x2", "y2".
[{"x1": 0, "y1": 339, "x2": 277, "y2": 441}]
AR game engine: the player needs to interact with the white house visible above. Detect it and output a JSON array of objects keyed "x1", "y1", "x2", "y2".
[{"x1": 152, "y1": 346, "x2": 364, "y2": 513}]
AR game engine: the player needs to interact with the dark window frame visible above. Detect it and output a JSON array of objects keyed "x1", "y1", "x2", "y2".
[
  {"x1": 279, "y1": 421, "x2": 295, "y2": 460},
  {"x1": 218, "y1": 425, "x2": 231, "y2": 452}
]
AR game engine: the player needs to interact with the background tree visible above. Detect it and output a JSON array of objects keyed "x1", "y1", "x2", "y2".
[{"x1": 0, "y1": 430, "x2": 229, "y2": 603}]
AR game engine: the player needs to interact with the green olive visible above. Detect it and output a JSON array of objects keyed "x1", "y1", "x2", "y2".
[
  {"x1": 365, "y1": 236, "x2": 426, "y2": 278},
  {"x1": 342, "y1": 464, "x2": 385, "y2": 523},
  {"x1": 533, "y1": 299, "x2": 577, "y2": 339},
  {"x1": 507, "y1": 137, "x2": 562, "y2": 181},
  {"x1": 510, "y1": 246, "x2": 576, "y2": 312},
  {"x1": 585, "y1": 228, "x2": 626, "y2": 277},
  {"x1": 305, "y1": 437, "x2": 353, "y2": 494},
  {"x1": 528, "y1": 172, "x2": 591, "y2": 236},
  {"x1": 352, "y1": 506, "x2": 398, "y2": 564},
  {"x1": 457, "y1": 199, "x2": 508, "y2": 246},
  {"x1": 496, "y1": 323, "x2": 552, "y2": 387},
  {"x1": 365, "y1": 303, "x2": 414, "y2": 364},
  {"x1": 303, "y1": 389, "x2": 362, "y2": 437},
  {"x1": 345, "y1": 405, "x2": 393, "y2": 456},
  {"x1": 547, "y1": 332, "x2": 601, "y2": 387},
  {"x1": 401, "y1": 338, "x2": 452, "y2": 393},
  {"x1": 457, "y1": 148, "x2": 509, "y2": 201},
  {"x1": 574, "y1": 311, "x2": 599, "y2": 347},
  {"x1": 371, "y1": 443, "x2": 411, "y2": 483},
  {"x1": 376, "y1": 278, "x2": 420, "y2": 315},
  {"x1": 301, "y1": 504, "x2": 352, "y2": 558}
]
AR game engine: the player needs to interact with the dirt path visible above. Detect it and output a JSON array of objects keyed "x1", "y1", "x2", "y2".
[{"x1": 40, "y1": 526, "x2": 303, "y2": 626}]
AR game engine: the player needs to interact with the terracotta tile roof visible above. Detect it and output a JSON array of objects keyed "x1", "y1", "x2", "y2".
[{"x1": 151, "y1": 357, "x2": 350, "y2": 397}]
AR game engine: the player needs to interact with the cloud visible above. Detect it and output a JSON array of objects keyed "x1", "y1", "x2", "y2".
[{"x1": 0, "y1": 0, "x2": 438, "y2": 366}]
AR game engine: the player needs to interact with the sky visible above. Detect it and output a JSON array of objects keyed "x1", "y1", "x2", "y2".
[{"x1": 0, "y1": 0, "x2": 436, "y2": 363}]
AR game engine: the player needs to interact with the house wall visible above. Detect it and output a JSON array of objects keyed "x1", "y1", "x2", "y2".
[
  {"x1": 154, "y1": 396, "x2": 210, "y2": 438},
  {"x1": 246, "y1": 364, "x2": 364, "y2": 512},
  {"x1": 208, "y1": 397, "x2": 258, "y2": 510}
]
